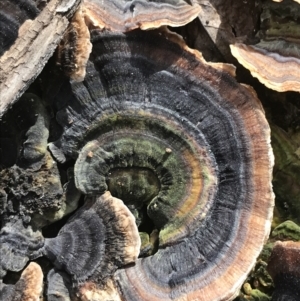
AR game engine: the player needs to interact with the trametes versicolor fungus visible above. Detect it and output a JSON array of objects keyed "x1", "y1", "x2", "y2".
[
  {"x1": 45, "y1": 27, "x2": 274, "y2": 301},
  {"x1": 0, "y1": 1, "x2": 275, "y2": 300},
  {"x1": 42, "y1": 191, "x2": 141, "y2": 285},
  {"x1": 0, "y1": 218, "x2": 44, "y2": 278},
  {"x1": 82, "y1": 0, "x2": 202, "y2": 32},
  {"x1": 0, "y1": 262, "x2": 43, "y2": 301},
  {"x1": 57, "y1": 7, "x2": 92, "y2": 82},
  {"x1": 230, "y1": 43, "x2": 300, "y2": 93},
  {"x1": 57, "y1": 0, "x2": 202, "y2": 82},
  {"x1": 231, "y1": 0, "x2": 300, "y2": 92}
]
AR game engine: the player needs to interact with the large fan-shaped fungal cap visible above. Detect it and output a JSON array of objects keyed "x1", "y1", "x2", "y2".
[
  {"x1": 1, "y1": 262, "x2": 44, "y2": 301},
  {"x1": 83, "y1": 0, "x2": 202, "y2": 32},
  {"x1": 230, "y1": 43, "x2": 300, "y2": 92},
  {"x1": 267, "y1": 241, "x2": 300, "y2": 301},
  {"x1": 43, "y1": 191, "x2": 140, "y2": 285},
  {"x1": 51, "y1": 29, "x2": 274, "y2": 300}
]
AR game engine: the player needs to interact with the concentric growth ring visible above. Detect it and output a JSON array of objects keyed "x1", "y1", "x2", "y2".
[{"x1": 48, "y1": 29, "x2": 273, "y2": 301}]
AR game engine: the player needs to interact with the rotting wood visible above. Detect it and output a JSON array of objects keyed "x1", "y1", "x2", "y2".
[{"x1": 0, "y1": 0, "x2": 81, "y2": 118}]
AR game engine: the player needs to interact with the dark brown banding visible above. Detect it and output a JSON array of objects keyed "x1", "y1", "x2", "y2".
[
  {"x1": 0, "y1": 218, "x2": 44, "y2": 277},
  {"x1": 43, "y1": 191, "x2": 140, "y2": 285},
  {"x1": 50, "y1": 29, "x2": 274, "y2": 300}
]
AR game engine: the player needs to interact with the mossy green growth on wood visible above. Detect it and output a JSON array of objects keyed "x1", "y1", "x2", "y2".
[{"x1": 271, "y1": 220, "x2": 300, "y2": 241}]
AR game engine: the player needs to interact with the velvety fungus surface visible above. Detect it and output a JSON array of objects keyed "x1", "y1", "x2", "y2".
[{"x1": 48, "y1": 29, "x2": 274, "y2": 300}]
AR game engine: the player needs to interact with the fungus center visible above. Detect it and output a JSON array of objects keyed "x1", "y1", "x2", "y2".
[
  {"x1": 75, "y1": 113, "x2": 218, "y2": 247},
  {"x1": 106, "y1": 167, "x2": 160, "y2": 236},
  {"x1": 106, "y1": 167, "x2": 160, "y2": 206}
]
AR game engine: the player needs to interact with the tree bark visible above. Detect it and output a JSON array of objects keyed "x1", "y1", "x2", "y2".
[{"x1": 0, "y1": 0, "x2": 81, "y2": 118}]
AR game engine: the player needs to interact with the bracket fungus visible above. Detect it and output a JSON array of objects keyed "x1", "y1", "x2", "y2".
[
  {"x1": 57, "y1": 7, "x2": 92, "y2": 82},
  {"x1": 45, "y1": 28, "x2": 275, "y2": 300},
  {"x1": 0, "y1": 262, "x2": 43, "y2": 301},
  {"x1": 230, "y1": 0, "x2": 300, "y2": 92},
  {"x1": 83, "y1": 0, "x2": 202, "y2": 32},
  {"x1": 0, "y1": 1, "x2": 277, "y2": 300},
  {"x1": 42, "y1": 191, "x2": 140, "y2": 285},
  {"x1": 230, "y1": 43, "x2": 300, "y2": 93},
  {"x1": 0, "y1": 219, "x2": 44, "y2": 277}
]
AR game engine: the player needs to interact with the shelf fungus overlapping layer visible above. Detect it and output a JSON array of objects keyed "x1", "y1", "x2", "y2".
[
  {"x1": 42, "y1": 191, "x2": 141, "y2": 285},
  {"x1": 0, "y1": 262, "x2": 43, "y2": 301},
  {"x1": 0, "y1": 218, "x2": 44, "y2": 278},
  {"x1": 47, "y1": 29, "x2": 274, "y2": 301},
  {"x1": 83, "y1": 0, "x2": 202, "y2": 32},
  {"x1": 230, "y1": 0, "x2": 300, "y2": 93},
  {"x1": 57, "y1": 7, "x2": 92, "y2": 82},
  {"x1": 230, "y1": 43, "x2": 300, "y2": 93}
]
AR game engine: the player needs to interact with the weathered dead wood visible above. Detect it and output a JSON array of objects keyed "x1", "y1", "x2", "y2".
[{"x1": 0, "y1": 0, "x2": 81, "y2": 118}]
